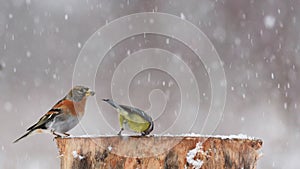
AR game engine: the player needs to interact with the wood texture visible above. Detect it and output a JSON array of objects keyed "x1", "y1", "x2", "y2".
[{"x1": 56, "y1": 136, "x2": 262, "y2": 169}]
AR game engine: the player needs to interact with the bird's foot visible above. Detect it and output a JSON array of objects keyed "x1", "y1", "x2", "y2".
[
  {"x1": 51, "y1": 131, "x2": 71, "y2": 140},
  {"x1": 51, "y1": 130, "x2": 61, "y2": 141},
  {"x1": 63, "y1": 132, "x2": 70, "y2": 137},
  {"x1": 141, "y1": 132, "x2": 153, "y2": 137},
  {"x1": 51, "y1": 130, "x2": 61, "y2": 137},
  {"x1": 117, "y1": 128, "x2": 124, "y2": 136}
]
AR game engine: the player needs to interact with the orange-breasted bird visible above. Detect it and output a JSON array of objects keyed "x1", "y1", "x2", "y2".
[
  {"x1": 102, "y1": 99, "x2": 154, "y2": 136},
  {"x1": 13, "y1": 86, "x2": 95, "y2": 143}
]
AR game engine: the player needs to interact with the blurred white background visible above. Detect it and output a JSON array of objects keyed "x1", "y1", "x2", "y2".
[{"x1": 1, "y1": 0, "x2": 300, "y2": 168}]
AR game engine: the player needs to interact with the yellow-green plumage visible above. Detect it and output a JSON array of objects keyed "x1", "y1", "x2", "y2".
[
  {"x1": 118, "y1": 112, "x2": 151, "y2": 133},
  {"x1": 103, "y1": 99, "x2": 154, "y2": 136}
]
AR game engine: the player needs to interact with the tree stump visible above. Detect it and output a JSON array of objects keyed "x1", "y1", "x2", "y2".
[{"x1": 56, "y1": 135, "x2": 262, "y2": 169}]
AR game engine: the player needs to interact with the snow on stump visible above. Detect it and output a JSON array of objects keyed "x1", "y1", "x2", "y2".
[{"x1": 56, "y1": 135, "x2": 262, "y2": 169}]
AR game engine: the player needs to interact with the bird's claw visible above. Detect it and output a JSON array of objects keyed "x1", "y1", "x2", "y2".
[
  {"x1": 117, "y1": 128, "x2": 124, "y2": 136},
  {"x1": 63, "y1": 132, "x2": 70, "y2": 137},
  {"x1": 51, "y1": 130, "x2": 70, "y2": 140}
]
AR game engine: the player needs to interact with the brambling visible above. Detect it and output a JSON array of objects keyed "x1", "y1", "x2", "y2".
[
  {"x1": 13, "y1": 86, "x2": 95, "y2": 143},
  {"x1": 102, "y1": 99, "x2": 154, "y2": 136}
]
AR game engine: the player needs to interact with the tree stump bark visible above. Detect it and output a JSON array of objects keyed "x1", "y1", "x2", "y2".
[{"x1": 56, "y1": 135, "x2": 262, "y2": 169}]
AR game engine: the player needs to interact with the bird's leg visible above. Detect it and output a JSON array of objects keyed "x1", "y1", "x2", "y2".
[
  {"x1": 117, "y1": 128, "x2": 124, "y2": 136},
  {"x1": 118, "y1": 115, "x2": 125, "y2": 136},
  {"x1": 141, "y1": 132, "x2": 146, "y2": 136}
]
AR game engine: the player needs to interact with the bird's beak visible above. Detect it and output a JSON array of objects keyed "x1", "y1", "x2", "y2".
[{"x1": 86, "y1": 89, "x2": 95, "y2": 96}]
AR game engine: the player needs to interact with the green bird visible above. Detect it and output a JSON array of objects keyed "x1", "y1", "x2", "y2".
[{"x1": 102, "y1": 99, "x2": 154, "y2": 136}]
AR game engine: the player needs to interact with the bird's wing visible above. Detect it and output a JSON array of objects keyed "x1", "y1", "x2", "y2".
[
  {"x1": 26, "y1": 101, "x2": 64, "y2": 131},
  {"x1": 119, "y1": 104, "x2": 153, "y2": 123},
  {"x1": 51, "y1": 99, "x2": 76, "y2": 116}
]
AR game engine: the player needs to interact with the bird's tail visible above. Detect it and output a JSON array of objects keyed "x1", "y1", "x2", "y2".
[
  {"x1": 13, "y1": 130, "x2": 34, "y2": 143},
  {"x1": 102, "y1": 99, "x2": 121, "y2": 109}
]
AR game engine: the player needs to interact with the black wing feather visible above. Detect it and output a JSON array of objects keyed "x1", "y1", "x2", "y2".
[{"x1": 26, "y1": 109, "x2": 62, "y2": 131}]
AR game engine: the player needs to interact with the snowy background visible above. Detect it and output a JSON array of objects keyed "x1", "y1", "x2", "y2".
[{"x1": 1, "y1": 0, "x2": 300, "y2": 168}]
